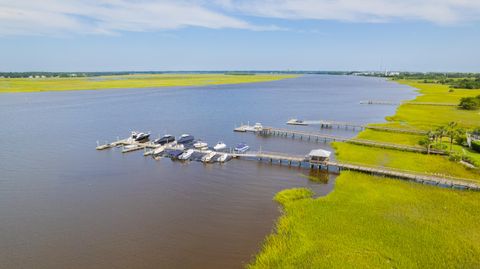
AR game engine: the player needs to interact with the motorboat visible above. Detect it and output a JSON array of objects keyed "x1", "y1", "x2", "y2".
[
  {"x1": 193, "y1": 140, "x2": 208, "y2": 149},
  {"x1": 253, "y1": 122, "x2": 263, "y2": 131},
  {"x1": 201, "y1": 151, "x2": 216, "y2": 163},
  {"x1": 216, "y1": 153, "x2": 230, "y2": 163},
  {"x1": 178, "y1": 134, "x2": 195, "y2": 144},
  {"x1": 164, "y1": 149, "x2": 184, "y2": 159},
  {"x1": 152, "y1": 145, "x2": 165, "y2": 155},
  {"x1": 134, "y1": 132, "x2": 150, "y2": 142},
  {"x1": 154, "y1": 134, "x2": 175, "y2": 145},
  {"x1": 213, "y1": 142, "x2": 227, "y2": 151},
  {"x1": 179, "y1": 149, "x2": 195, "y2": 160},
  {"x1": 234, "y1": 143, "x2": 249, "y2": 153}
]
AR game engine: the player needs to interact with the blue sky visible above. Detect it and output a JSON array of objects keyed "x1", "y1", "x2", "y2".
[{"x1": 1, "y1": 0, "x2": 479, "y2": 72}]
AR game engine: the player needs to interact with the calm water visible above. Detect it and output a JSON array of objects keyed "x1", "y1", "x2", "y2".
[{"x1": 0, "y1": 75, "x2": 416, "y2": 268}]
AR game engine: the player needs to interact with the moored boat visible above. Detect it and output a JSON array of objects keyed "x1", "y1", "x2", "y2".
[
  {"x1": 134, "y1": 132, "x2": 150, "y2": 141},
  {"x1": 179, "y1": 149, "x2": 195, "y2": 160},
  {"x1": 178, "y1": 134, "x2": 195, "y2": 144},
  {"x1": 213, "y1": 142, "x2": 227, "y2": 151},
  {"x1": 234, "y1": 143, "x2": 249, "y2": 153},
  {"x1": 154, "y1": 134, "x2": 175, "y2": 145},
  {"x1": 201, "y1": 151, "x2": 216, "y2": 163},
  {"x1": 216, "y1": 153, "x2": 230, "y2": 163},
  {"x1": 193, "y1": 140, "x2": 208, "y2": 149}
]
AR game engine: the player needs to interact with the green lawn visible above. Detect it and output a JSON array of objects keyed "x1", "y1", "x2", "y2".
[
  {"x1": 0, "y1": 73, "x2": 299, "y2": 93},
  {"x1": 334, "y1": 142, "x2": 480, "y2": 182},
  {"x1": 249, "y1": 172, "x2": 480, "y2": 269},
  {"x1": 356, "y1": 129, "x2": 423, "y2": 146}
]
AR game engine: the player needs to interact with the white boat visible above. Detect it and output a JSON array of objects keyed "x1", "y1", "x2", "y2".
[
  {"x1": 217, "y1": 153, "x2": 230, "y2": 163},
  {"x1": 234, "y1": 143, "x2": 250, "y2": 153},
  {"x1": 152, "y1": 145, "x2": 165, "y2": 155},
  {"x1": 201, "y1": 151, "x2": 216, "y2": 163},
  {"x1": 213, "y1": 142, "x2": 227, "y2": 151},
  {"x1": 179, "y1": 149, "x2": 195, "y2": 160},
  {"x1": 193, "y1": 140, "x2": 208, "y2": 149},
  {"x1": 253, "y1": 122, "x2": 263, "y2": 131}
]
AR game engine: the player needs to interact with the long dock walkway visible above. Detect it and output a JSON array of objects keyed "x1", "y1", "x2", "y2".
[
  {"x1": 232, "y1": 151, "x2": 480, "y2": 191},
  {"x1": 361, "y1": 100, "x2": 457, "y2": 106},
  {"x1": 251, "y1": 126, "x2": 445, "y2": 155},
  {"x1": 286, "y1": 119, "x2": 428, "y2": 135}
]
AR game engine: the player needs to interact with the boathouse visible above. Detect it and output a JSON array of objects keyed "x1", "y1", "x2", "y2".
[{"x1": 306, "y1": 149, "x2": 331, "y2": 164}]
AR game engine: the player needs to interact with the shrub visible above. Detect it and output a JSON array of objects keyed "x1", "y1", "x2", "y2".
[
  {"x1": 472, "y1": 140, "x2": 480, "y2": 153},
  {"x1": 459, "y1": 96, "x2": 480, "y2": 110}
]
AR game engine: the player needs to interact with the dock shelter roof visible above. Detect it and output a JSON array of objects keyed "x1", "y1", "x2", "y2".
[{"x1": 308, "y1": 149, "x2": 331, "y2": 158}]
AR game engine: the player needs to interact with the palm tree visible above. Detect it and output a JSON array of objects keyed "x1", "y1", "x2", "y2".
[
  {"x1": 445, "y1": 122, "x2": 458, "y2": 152},
  {"x1": 435, "y1": 126, "x2": 447, "y2": 148}
]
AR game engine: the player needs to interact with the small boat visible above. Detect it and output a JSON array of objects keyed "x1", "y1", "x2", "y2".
[
  {"x1": 134, "y1": 132, "x2": 150, "y2": 142},
  {"x1": 253, "y1": 122, "x2": 263, "y2": 131},
  {"x1": 201, "y1": 151, "x2": 216, "y2": 163},
  {"x1": 179, "y1": 149, "x2": 195, "y2": 160},
  {"x1": 152, "y1": 145, "x2": 166, "y2": 155},
  {"x1": 213, "y1": 142, "x2": 227, "y2": 151},
  {"x1": 178, "y1": 134, "x2": 195, "y2": 144},
  {"x1": 234, "y1": 143, "x2": 250, "y2": 153},
  {"x1": 193, "y1": 140, "x2": 208, "y2": 149},
  {"x1": 164, "y1": 149, "x2": 184, "y2": 159},
  {"x1": 154, "y1": 134, "x2": 175, "y2": 145},
  {"x1": 216, "y1": 153, "x2": 230, "y2": 163}
]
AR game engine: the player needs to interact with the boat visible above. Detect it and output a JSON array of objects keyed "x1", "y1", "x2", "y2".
[
  {"x1": 152, "y1": 145, "x2": 166, "y2": 155},
  {"x1": 234, "y1": 143, "x2": 249, "y2": 153},
  {"x1": 177, "y1": 134, "x2": 195, "y2": 144},
  {"x1": 134, "y1": 132, "x2": 150, "y2": 141},
  {"x1": 179, "y1": 149, "x2": 195, "y2": 160},
  {"x1": 213, "y1": 142, "x2": 227, "y2": 151},
  {"x1": 193, "y1": 140, "x2": 208, "y2": 149},
  {"x1": 154, "y1": 134, "x2": 175, "y2": 145},
  {"x1": 216, "y1": 153, "x2": 230, "y2": 163},
  {"x1": 253, "y1": 122, "x2": 263, "y2": 131},
  {"x1": 201, "y1": 151, "x2": 217, "y2": 163},
  {"x1": 164, "y1": 149, "x2": 184, "y2": 159}
]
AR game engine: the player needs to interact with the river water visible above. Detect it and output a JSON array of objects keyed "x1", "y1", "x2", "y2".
[{"x1": 0, "y1": 75, "x2": 416, "y2": 268}]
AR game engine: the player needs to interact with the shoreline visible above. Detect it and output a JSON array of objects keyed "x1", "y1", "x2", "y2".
[{"x1": 248, "y1": 79, "x2": 480, "y2": 268}]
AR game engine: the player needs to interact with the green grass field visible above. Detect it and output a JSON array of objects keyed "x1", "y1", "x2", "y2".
[
  {"x1": 0, "y1": 73, "x2": 298, "y2": 93},
  {"x1": 249, "y1": 172, "x2": 480, "y2": 269},
  {"x1": 334, "y1": 142, "x2": 480, "y2": 182}
]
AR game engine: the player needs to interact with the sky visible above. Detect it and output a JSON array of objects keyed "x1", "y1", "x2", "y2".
[{"x1": 0, "y1": 0, "x2": 479, "y2": 72}]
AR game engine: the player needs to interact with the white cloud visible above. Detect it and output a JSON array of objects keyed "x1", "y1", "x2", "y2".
[
  {"x1": 0, "y1": 0, "x2": 256, "y2": 36},
  {"x1": 0, "y1": 0, "x2": 479, "y2": 36},
  {"x1": 220, "y1": 0, "x2": 480, "y2": 25}
]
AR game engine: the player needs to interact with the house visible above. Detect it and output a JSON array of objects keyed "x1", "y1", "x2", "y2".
[{"x1": 305, "y1": 149, "x2": 331, "y2": 164}]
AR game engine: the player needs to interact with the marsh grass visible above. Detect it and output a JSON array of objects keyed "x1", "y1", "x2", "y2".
[
  {"x1": 0, "y1": 74, "x2": 298, "y2": 93},
  {"x1": 249, "y1": 172, "x2": 480, "y2": 268}
]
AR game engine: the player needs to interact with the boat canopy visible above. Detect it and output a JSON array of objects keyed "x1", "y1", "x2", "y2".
[{"x1": 307, "y1": 149, "x2": 331, "y2": 158}]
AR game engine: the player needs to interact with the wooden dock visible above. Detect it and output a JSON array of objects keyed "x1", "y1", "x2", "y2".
[
  {"x1": 96, "y1": 138, "x2": 159, "y2": 153},
  {"x1": 361, "y1": 100, "x2": 457, "y2": 107},
  {"x1": 232, "y1": 151, "x2": 480, "y2": 191},
  {"x1": 254, "y1": 126, "x2": 445, "y2": 155},
  {"x1": 95, "y1": 137, "x2": 479, "y2": 191},
  {"x1": 287, "y1": 119, "x2": 427, "y2": 135}
]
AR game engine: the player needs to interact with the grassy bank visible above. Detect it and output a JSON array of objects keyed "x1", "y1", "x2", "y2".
[
  {"x1": 250, "y1": 79, "x2": 480, "y2": 268},
  {"x1": 249, "y1": 172, "x2": 480, "y2": 268},
  {"x1": 0, "y1": 73, "x2": 298, "y2": 93}
]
